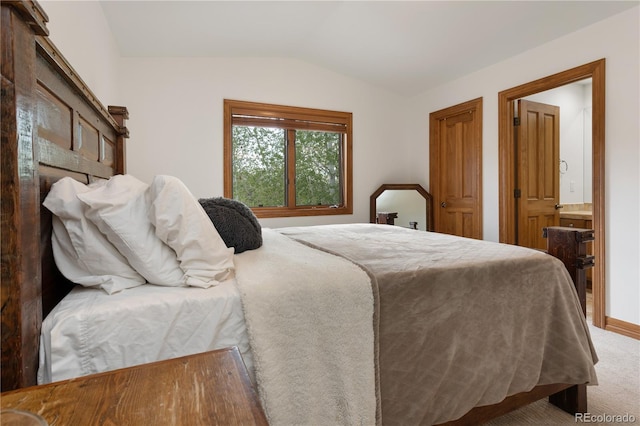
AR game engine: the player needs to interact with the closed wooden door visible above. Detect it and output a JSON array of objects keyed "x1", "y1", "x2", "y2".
[
  {"x1": 516, "y1": 99, "x2": 560, "y2": 250},
  {"x1": 429, "y1": 98, "x2": 482, "y2": 239}
]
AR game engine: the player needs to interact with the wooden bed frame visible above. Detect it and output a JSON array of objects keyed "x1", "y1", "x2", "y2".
[
  {"x1": 1, "y1": 0, "x2": 128, "y2": 392},
  {"x1": 0, "y1": 1, "x2": 587, "y2": 423}
]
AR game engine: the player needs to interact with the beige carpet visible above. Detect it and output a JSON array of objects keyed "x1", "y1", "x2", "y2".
[{"x1": 486, "y1": 295, "x2": 640, "y2": 425}]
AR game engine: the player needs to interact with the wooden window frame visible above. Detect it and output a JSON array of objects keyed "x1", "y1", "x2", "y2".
[{"x1": 224, "y1": 99, "x2": 353, "y2": 218}]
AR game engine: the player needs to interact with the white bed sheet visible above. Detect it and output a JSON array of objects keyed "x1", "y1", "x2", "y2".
[{"x1": 37, "y1": 279, "x2": 251, "y2": 384}]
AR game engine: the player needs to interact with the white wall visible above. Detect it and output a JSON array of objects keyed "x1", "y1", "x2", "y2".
[
  {"x1": 405, "y1": 7, "x2": 639, "y2": 324},
  {"x1": 40, "y1": 3, "x2": 640, "y2": 324},
  {"x1": 118, "y1": 57, "x2": 407, "y2": 228},
  {"x1": 41, "y1": 0, "x2": 120, "y2": 107}
]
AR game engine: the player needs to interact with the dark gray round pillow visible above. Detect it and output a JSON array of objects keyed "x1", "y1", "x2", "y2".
[{"x1": 198, "y1": 197, "x2": 262, "y2": 254}]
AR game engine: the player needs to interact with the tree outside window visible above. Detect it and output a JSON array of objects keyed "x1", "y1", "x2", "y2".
[{"x1": 224, "y1": 100, "x2": 353, "y2": 218}]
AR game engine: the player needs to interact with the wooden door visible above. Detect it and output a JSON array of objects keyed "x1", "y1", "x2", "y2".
[
  {"x1": 516, "y1": 99, "x2": 560, "y2": 250},
  {"x1": 429, "y1": 98, "x2": 482, "y2": 239}
]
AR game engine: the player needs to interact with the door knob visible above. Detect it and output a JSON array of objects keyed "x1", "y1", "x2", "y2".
[
  {"x1": 555, "y1": 204, "x2": 564, "y2": 210},
  {"x1": 440, "y1": 202, "x2": 447, "y2": 208}
]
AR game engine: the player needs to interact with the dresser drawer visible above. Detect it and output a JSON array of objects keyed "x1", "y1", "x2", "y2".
[{"x1": 560, "y1": 218, "x2": 587, "y2": 228}]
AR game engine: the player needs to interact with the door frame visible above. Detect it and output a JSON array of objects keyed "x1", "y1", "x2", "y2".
[{"x1": 498, "y1": 59, "x2": 605, "y2": 328}]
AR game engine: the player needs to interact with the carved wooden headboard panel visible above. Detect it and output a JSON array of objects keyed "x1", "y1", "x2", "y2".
[{"x1": 1, "y1": 0, "x2": 128, "y2": 391}]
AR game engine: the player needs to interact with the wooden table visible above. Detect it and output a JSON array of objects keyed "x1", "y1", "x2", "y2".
[{"x1": 1, "y1": 347, "x2": 268, "y2": 425}]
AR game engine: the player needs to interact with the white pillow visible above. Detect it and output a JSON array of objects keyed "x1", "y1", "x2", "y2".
[
  {"x1": 149, "y1": 175, "x2": 235, "y2": 288},
  {"x1": 77, "y1": 174, "x2": 185, "y2": 286},
  {"x1": 43, "y1": 177, "x2": 145, "y2": 294}
]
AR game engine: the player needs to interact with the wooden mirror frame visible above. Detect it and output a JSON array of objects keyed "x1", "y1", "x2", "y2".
[{"x1": 370, "y1": 184, "x2": 434, "y2": 231}]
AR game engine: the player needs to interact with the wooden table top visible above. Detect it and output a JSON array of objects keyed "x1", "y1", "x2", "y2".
[{"x1": 1, "y1": 347, "x2": 268, "y2": 425}]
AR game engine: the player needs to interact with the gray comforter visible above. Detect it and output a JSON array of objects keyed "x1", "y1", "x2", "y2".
[{"x1": 277, "y1": 223, "x2": 598, "y2": 425}]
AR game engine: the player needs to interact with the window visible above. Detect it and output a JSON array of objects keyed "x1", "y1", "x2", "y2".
[{"x1": 224, "y1": 100, "x2": 353, "y2": 218}]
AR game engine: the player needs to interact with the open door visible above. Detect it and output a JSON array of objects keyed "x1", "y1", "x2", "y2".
[{"x1": 516, "y1": 100, "x2": 561, "y2": 250}]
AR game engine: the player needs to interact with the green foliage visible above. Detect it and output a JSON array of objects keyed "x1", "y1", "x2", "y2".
[
  {"x1": 232, "y1": 126, "x2": 342, "y2": 207},
  {"x1": 295, "y1": 130, "x2": 341, "y2": 206},
  {"x1": 232, "y1": 126, "x2": 285, "y2": 207}
]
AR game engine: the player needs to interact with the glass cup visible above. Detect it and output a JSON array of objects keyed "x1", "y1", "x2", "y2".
[{"x1": 0, "y1": 409, "x2": 48, "y2": 426}]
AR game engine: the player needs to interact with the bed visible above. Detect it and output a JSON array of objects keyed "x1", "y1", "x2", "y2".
[{"x1": 1, "y1": 1, "x2": 597, "y2": 425}]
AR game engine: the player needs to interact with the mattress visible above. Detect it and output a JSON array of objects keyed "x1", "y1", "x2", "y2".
[
  {"x1": 37, "y1": 278, "x2": 251, "y2": 384},
  {"x1": 37, "y1": 224, "x2": 598, "y2": 426},
  {"x1": 278, "y1": 224, "x2": 598, "y2": 425}
]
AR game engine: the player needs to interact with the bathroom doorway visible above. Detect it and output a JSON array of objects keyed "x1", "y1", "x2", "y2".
[{"x1": 497, "y1": 59, "x2": 605, "y2": 328}]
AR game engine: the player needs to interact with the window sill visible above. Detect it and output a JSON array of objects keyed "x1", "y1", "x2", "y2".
[{"x1": 252, "y1": 206, "x2": 352, "y2": 219}]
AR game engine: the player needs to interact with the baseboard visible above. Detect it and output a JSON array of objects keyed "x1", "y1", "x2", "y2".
[{"x1": 605, "y1": 316, "x2": 640, "y2": 340}]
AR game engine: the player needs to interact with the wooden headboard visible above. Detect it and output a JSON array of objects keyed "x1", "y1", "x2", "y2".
[{"x1": 1, "y1": 0, "x2": 128, "y2": 391}]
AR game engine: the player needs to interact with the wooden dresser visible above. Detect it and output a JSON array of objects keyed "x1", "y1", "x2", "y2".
[
  {"x1": 0, "y1": 347, "x2": 268, "y2": 425},
  {"x1": 544, "y1": 226, "x2": 595, "y2": 317}
]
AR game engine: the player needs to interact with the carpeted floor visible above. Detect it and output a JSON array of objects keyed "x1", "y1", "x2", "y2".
[{"x1": 485, "y1": 294, "x2": 640, "y2": 425}]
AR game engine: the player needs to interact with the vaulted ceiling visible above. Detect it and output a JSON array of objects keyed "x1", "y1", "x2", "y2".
[{"x1": 100, "y1": 1, "x2": 638, "y2": 94}]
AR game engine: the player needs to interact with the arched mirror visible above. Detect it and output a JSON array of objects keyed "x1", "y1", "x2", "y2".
[{"x1": 370, "y1": 184, "x2": 434, "y2": 231}]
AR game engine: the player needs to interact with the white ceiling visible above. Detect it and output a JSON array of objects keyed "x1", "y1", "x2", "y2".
[{"x1": 99, "y1": 1, "x2": 638, "y2": 95}]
